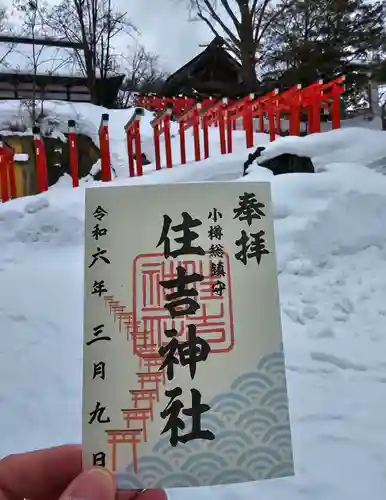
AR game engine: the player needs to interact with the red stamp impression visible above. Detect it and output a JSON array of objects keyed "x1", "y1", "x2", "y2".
[{"x1": 132, "y1": 253, "x2": 234, "y2": 355}]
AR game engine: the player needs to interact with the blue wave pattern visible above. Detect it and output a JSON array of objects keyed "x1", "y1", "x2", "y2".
[{"x1": 118, "y1": 351, "x2": 293, "y2": 489}]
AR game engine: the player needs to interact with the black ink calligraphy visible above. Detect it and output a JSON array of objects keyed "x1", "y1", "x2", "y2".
[
  {"x1": 160, "y1": 387, "x2": 215, "y2": 446},
  {"x1": 158, "y1": 324, "x2": 211, "y2": 380},
  {"x1": 86, "y1": 324, "x2": 111, "y2": 346},
  {"x1": 233, "y1": 192, "x2": 266, "y2": 226},
  {"x1": 160, "y1": 265, "x2": 204, "y2": 319},
  {"x1": 88, "y1": 247, "x2": 111, "y2": 268},
  {"x1": 157, "y1": 212, "x2": 206, "y2": 259},
  {"x1": 88, "y1": 401, "x2": 111, "y2": 424},
  {"x1": 235, "y1": 230, "x2": 270, "y2": 265}
]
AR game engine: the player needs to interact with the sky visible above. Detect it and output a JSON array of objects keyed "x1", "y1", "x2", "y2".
[
  {"x1": 125, "y1": 0, "x2": 212, "y2": 72},
  {"x1": 0, "y1": 0, "x2": 214, "y2": 75}
]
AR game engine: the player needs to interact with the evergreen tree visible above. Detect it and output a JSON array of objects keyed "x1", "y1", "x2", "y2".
[{"x1": 261, "y1": 0, "x2": 386, "y2": 105}]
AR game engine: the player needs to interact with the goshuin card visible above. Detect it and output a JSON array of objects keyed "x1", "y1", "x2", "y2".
[{"x1": 82, "y1": 181, "x2": 294, "y2": 489}]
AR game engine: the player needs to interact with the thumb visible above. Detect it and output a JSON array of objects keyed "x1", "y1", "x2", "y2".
[{"x1": 59, "y1": 468, "x2": 116, "y2": 500}]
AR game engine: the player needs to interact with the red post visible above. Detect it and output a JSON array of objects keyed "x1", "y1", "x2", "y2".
[
  {"x1": 177, "y1": 103, "x2": 202, "y2": 164},
  {"x1": 193, "y1": 103, "x2": 201, "y2": 162},
  {"x1": 33, "y1": 126, "x2": 48, "y2": 193},
  {"x1": 329, "y1": 76, "x2": 345, "y2": 129},
  {"x1": 331, "y1": 96, "x2": 341, "y2": 129},
  {"x1": 179, "y1": 121, "x2": 186, "y2": 165},
  {"x1": 244, "y1": 94, "x2": 254, "y2": 148},
  {"x1": 98, "y1": 113, "x2": 112, "y2": 182},
  {"x1": 218, "y1": 100, "x2": 227, "y2": 155},
  {"x1": 202, "y1": 114, "x2": 209, "y2": 160},
  {"x1": 289, "y1": 107, "x2": 300, "y2": 135},
  {"x1": 134, "y1": 120, "x2": 143, "y2": 176},
  {"x1": 125, "y1": 108, "x2": 145, "y2": 177},
  {"x1": 251, "y1": 89, "x2": 279, "y2": 142},
  {"x1": 153, "y1": 124, "x2": 161, "y2": 170},
  {"x1": 150, "y1": 104, "x2": 173, "y2": 170},
  {"x1": 68, "y1": 119, "x2": 79, "y2": 187},
  {"x1": 164, "y1": 111, "x2": 172, "y2": 169},
  {"x1": 300, "y1": 80, "x2": 323, "y2": 134},
  {"x1": 226, "y1": 108, "x2": 233, "y2": 154},
  {"x1": 268, "y1": 109, "x2": 276, "y2": 142},
  {"x1": 0, "y1": 139, "x2": 9, "y2": 202}
]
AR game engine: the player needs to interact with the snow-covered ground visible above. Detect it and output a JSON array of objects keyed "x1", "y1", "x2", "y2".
[{"x1": 1, "y1": 102, "x2": 386, "y2": 500}]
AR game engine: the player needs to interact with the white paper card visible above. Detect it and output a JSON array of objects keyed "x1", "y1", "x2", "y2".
[{"x1": 83, "y1": 181, "x2": 293, "y2": 489}]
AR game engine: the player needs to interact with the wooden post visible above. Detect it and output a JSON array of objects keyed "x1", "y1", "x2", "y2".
[
  {"x1": 150, "y1": 104, "x2": 173, "y2": 170},
  {"x1": 244, "y1": 94, "x2": 255, "y2": 149},
  {"x1": 202, "y1": 114, "x2": 209, "y2": 159},
  {"x1": 218, "y1": 98, "x2": 227, "y2": 155},
  {"x1": 164, "y1": 108, "x2": 172, "y2": 168},
  {"x1": 33, "y1": 126, "x2": 48, "y2": 193},
  {"x1": 125, "y1": 107, "x2": 145, "y2": 177},
  {"x1": 153, "y1": 123, "x2": 161, "y2": 170},
  {"x1": 99, "y1": 113, "x2": 112, "y2": 181},
  {"x1": 226, "y1": 109, "x2": 233, "y2": 154},
  {"x1": 193, "y1": 103, "x2": 201, "y2": 162},
  {"x1": 179, "y1": 121, "x2": 186, "y2": 165},
  {"x1": 68, "y1": 119, "x2": 79, "y2": 187}
]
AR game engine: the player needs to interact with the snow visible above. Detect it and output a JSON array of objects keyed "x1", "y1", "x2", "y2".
[
  {"x1": 1, "y1": 101, "x2": 386, "y2": 500},
  {"x1": 14, "y1": 153, "x2": 28, "y2": 162}
]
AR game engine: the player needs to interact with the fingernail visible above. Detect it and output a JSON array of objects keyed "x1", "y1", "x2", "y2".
[{"x1": 61, "y1": 468, "x2": 116, "y2": 500}]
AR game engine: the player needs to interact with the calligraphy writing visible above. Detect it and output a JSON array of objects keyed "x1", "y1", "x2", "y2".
[
  {"x1": 86, "y1": 203, "x2": 111, "y2": 466},
  {"x1": 235, "y1": 230, "x2": 270, "y2": 265},
  {"x1": 160, "y1": 265, "x2": 204, "y2": 318},
  {"x1": 160, "y1": 387, "x2": 215, "y2": 446},
  {"x1": 92, "y1": 224, "x2": 108, "y2": 240},
  {"x1": 92, "y1": 361, "x2": 106, "y2": 380},
  {"x1": 208, "y1": 207, "x2": 227, "y2": 297},
  {"x1": 91, "y1": 280, "x2": 108, "y2": 297},
  {"x1": 158, "y1": 324, "x2": 210, "y2": 380},
  {"x1": 88, "y1": 401, "x2": 111, "y2": 424},
  {"x1": 93, "y1": 452, "x2": 107, "y2": 467},
  {"x1": 157, "y1": 211, "x2": 214, "y2": 447},
  {"x1": 233, "y1": 193, "x2": 270, "y2": 266},
  {"x1": 157, "y1": 212, "x2": 206, "y2": 259},
  {"x1": 88, "y1": 247, "x2": 111, "y2": 268},
  {"x1": 233, "y1": 192, "x2": 266, "y2": 226},
  {"x1": 86, "y1": 324, "x2": 111, "y2": 346}
]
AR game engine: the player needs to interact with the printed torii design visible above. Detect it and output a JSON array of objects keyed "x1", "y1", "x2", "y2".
[{"x1": 101, "y1": 253, "x2": 234, "y2": 473}]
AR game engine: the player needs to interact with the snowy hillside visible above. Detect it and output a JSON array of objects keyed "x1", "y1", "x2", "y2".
[{"x1": 1, "y1": 104, "x2": 386, "y2": 500}]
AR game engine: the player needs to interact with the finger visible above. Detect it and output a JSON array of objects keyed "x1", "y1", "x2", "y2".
[
  {"x1": 0, "y1": 444, "x2": 82, "y2": 500},
  {"x1": 59, "y1": 468, "x2": 115, "y2": 500},
  {"x1": 117, "y1": 489, "x2": 167, "y2": 500}
]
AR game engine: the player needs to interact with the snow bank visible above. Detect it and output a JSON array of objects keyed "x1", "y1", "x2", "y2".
[
  {"x1": 2, "y1": 123, "x2": 386, "y2": 500},
  {"x1": 257, "y1": 127, "x2": 386, "y2": 174}
]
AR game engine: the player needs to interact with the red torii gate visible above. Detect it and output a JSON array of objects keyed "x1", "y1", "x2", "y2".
[
  {"x1": 129, "y1": 388, "x2": 158, "y2": 421},
  {"x1": 121, "y1": 408, "x2": 152, "y2": 442},
  {"x1": 106, "y1": 429, "x2": 142, "y2": 473},
  {"x1": 137, "y1": 371, "x2": 163, "y2": 402}
]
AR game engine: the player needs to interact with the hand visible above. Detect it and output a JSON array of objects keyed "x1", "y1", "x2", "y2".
[{"x1": 0, "y1": 444, "x2": 166, "y2": 500}]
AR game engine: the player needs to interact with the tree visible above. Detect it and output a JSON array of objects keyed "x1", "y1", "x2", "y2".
[
  {"x1": 12, "y1": 0, "x2": 74, "y2": 126},
  {"x1": 118, "y1": 44, "x2": 169, "y2": 108},
  {"x1": 47, "y1": 0, "x2": 136, "y2": 104},
  {"x1": 182, "y1": 0, "x2": 295, "y2": 92},
  {"x1": 261, "y1": 0, "x2": 386, "y2": 105},
  {"x1": 0, "y1": 5, "x2": 16, "y2": 68}
]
